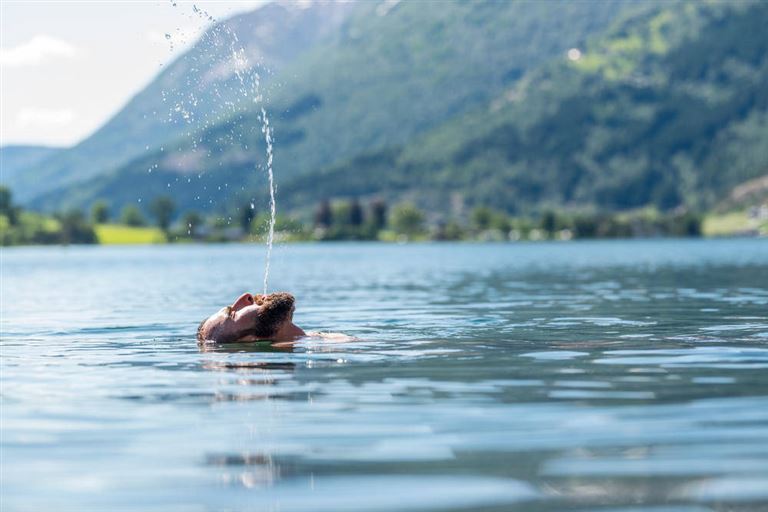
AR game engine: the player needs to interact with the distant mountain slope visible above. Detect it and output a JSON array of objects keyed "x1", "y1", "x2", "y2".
[
  {"x1": 14, "y1": 0, "x2": 353, "y2": 202},
  {"x1": 1, "y1": 145, "x2": 61, "y2": 187},
  {"x1": 277, "y1": 0, "x2": 768, "y2": 215},
  {"x1": 33, "y1": 0, "x2": 635, "y2": 214}
]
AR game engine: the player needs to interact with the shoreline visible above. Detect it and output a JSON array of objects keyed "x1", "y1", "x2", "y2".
[{"x1": 2, "y1": 234, "x2": 765, "y2": 249}]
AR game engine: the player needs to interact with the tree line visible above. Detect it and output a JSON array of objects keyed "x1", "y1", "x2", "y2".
[
  {"x1": 309, "y1": 199, "x2": 701, "y2": 241},
  {"x1": 1, "y1": 184, "x2": 701, "y2": 246},
  {"x1": 0, "y1": 186, "x2": 182, "y2": 246}
]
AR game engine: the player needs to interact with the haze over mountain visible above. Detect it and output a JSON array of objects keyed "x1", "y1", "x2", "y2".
[
  {"x1": 5, "y1": 0, "x2": 353, "y2": 201},
  {"x1": 0, "y1": 145, "x2": 61, "y2": 186},
  {"x1": 29, "y1": 0, "x2": 633, "y2": 215}
]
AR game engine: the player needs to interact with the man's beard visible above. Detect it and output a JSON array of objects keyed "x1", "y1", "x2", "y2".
[{"x1": 247, "y1": 292, "x2": 295, "y2": 338}]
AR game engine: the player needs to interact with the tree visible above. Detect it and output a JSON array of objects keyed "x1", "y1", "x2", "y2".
[
  {"x1": 182, "y1": 211, "x2": 203, "y2": 237},
  {"x1": 314, "y1": 199, "x2": 332, "y2": 228},
  {"x1": 91, "y1": 201, "x2": 110, "y2": 224},
  {"x1": 666, "y1": 212, "x2": 702, "y2": 237},
  {"x1": 149, "y1": 196, "x2": 176, "y2": 232},
  {"x1": 0, "y1": 186, "x2": 18, "y2": 225},
  {"x1": 490, "y1": 212, "x2": 512, "y2": 232},
  {"x1": 434, "y1": 219, "x2": 464, "y2": 240},
  {"x1": 390, "y1": 202, "x2": 425, "y2": 237},
  {"x1": 573, "y1": 215, "x2": 598, "y2": 238},
  {"x1": 0, "y1": 186, "x2": 12, "y2": 215},
  {"x1": 332, "y1": 201, "x2": 352, "y2": 227},
  {"x1": 369, "y1": 198, "x2": 388, "y2": 231},
  {"x1": 471, "y1": 206, "x2": 494, "y2": 231},
  {"x1": 540, "y1": 210, "x2": 558, "y2": 236},
  {"x1": 120, "y1": 205, "x2": 146, "y2": 227},
  {"x1": 239, "y1": 202, "x2": 255, "y2": 233},
  {"x1": 57, "y1": 209, "x2": 96, "y2": 245},
  {"x1": 349, "y1": 198, "x2": 364, "y2": 226},
  {"x1": 362, "y1": 198, "x2": 388, "y2": 239}
]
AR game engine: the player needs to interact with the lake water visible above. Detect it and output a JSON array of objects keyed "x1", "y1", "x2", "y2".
[{"x1": 2, "y1": 240, "x2": 768, "y2": 512}]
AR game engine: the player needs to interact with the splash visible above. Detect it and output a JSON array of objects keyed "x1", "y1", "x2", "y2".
[
  {"x1": 260, "y1": 107, "x2": 276, "y2": 295},
  {"x1": 165, "y1": 1, "x2": 277, "y2": 293}
]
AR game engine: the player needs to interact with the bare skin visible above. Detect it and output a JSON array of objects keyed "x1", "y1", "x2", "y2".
[
  {"x1": 197, "y1": 292, "x2": 304, "y2": 343},
  {"x1": 197, "y1": 292, "x2": 353, "y2": 344}
]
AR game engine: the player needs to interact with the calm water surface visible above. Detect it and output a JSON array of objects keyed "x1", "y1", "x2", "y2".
[{"x1": 2, "y1": 240, "x2": 768, "y2": 512}]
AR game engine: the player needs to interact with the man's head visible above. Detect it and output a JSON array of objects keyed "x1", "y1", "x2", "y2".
[{"x1": 197, "y1": 292, "x2": 302, "y2": 343}]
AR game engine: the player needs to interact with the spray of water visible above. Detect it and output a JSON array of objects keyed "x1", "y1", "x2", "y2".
[
  {"x1": 261, "y1": 107, "x2": 276, "y2": 295},
  {"x1": 166, "y1": 2, "x2": 277, "y2": 293}
]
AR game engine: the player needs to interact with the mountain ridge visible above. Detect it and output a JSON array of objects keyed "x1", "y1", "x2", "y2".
[{"x1": 30, "y1": 0, "x2": 637, "y2": 215}]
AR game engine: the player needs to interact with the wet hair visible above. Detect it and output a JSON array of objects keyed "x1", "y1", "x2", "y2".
[
  {"x1": 197, "y1": 292, "x2": 295, "y2": 343},
  {"x1": 241, "y1": 292, "x2": 295, "y2": 339},
  {"x1": 196, "y1": 319, "x2": 207, "y2": 343}
]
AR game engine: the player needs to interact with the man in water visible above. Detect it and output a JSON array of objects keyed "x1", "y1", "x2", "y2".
[{"x1": 197, "y1": 292, "x2": 306, "y2": 344}]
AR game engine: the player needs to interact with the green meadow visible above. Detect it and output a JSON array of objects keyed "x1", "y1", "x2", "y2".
[{"x1": 94, "y1": 224, "x2": 167, "y2": 245}]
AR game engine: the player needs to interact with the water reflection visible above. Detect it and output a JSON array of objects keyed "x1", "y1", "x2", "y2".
[
  {"x1": 199, "y1": 340, "x2": 297, "y2": 353},
  {"x1": 206, "y1": 451, "x2": 282, "y2": 489}
]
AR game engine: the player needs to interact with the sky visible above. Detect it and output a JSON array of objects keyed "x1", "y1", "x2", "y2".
[{"x1": 0, "y1": 0, "x2": 268, "y2": 147}]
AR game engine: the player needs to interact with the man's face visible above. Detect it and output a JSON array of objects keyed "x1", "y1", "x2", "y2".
[{"x1": 198, "y1": 292, "x2": 296, "y2": 343}]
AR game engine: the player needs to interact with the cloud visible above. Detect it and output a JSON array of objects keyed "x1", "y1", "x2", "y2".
[
  {"x1": 16, "y1": 108, "x2": 75, "y2": 128},
  {"x1": 0, "y1": 35, "x2": 78, "y2": 67}
]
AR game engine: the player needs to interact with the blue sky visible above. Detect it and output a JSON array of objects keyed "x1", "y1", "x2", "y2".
[{"x1": 0, "y1": 0, "x2": 268, "y2": 147}]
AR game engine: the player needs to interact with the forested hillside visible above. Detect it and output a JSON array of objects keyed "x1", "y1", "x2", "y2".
[
  {"x1": 30, "y1": 0, "x2": 634, "y2": 214},
  {"x1": 279, "y1": 0, "x2": 768, "y2": 215}
]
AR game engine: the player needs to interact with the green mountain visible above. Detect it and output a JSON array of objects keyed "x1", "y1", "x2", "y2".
[
  {"x1": 31, "y1": 0, "x2": 635, "y2": 214},
  {"x1": 12, "y1": 0, "x2": 353, "y2": 202},
  {"x1": 278, "y1": 0, "x2": 768, "y2": 216}
]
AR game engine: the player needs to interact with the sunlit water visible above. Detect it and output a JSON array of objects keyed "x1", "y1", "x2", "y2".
[{"x1": 2, "y1": 240, "x2": 767, "y2": 512}]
